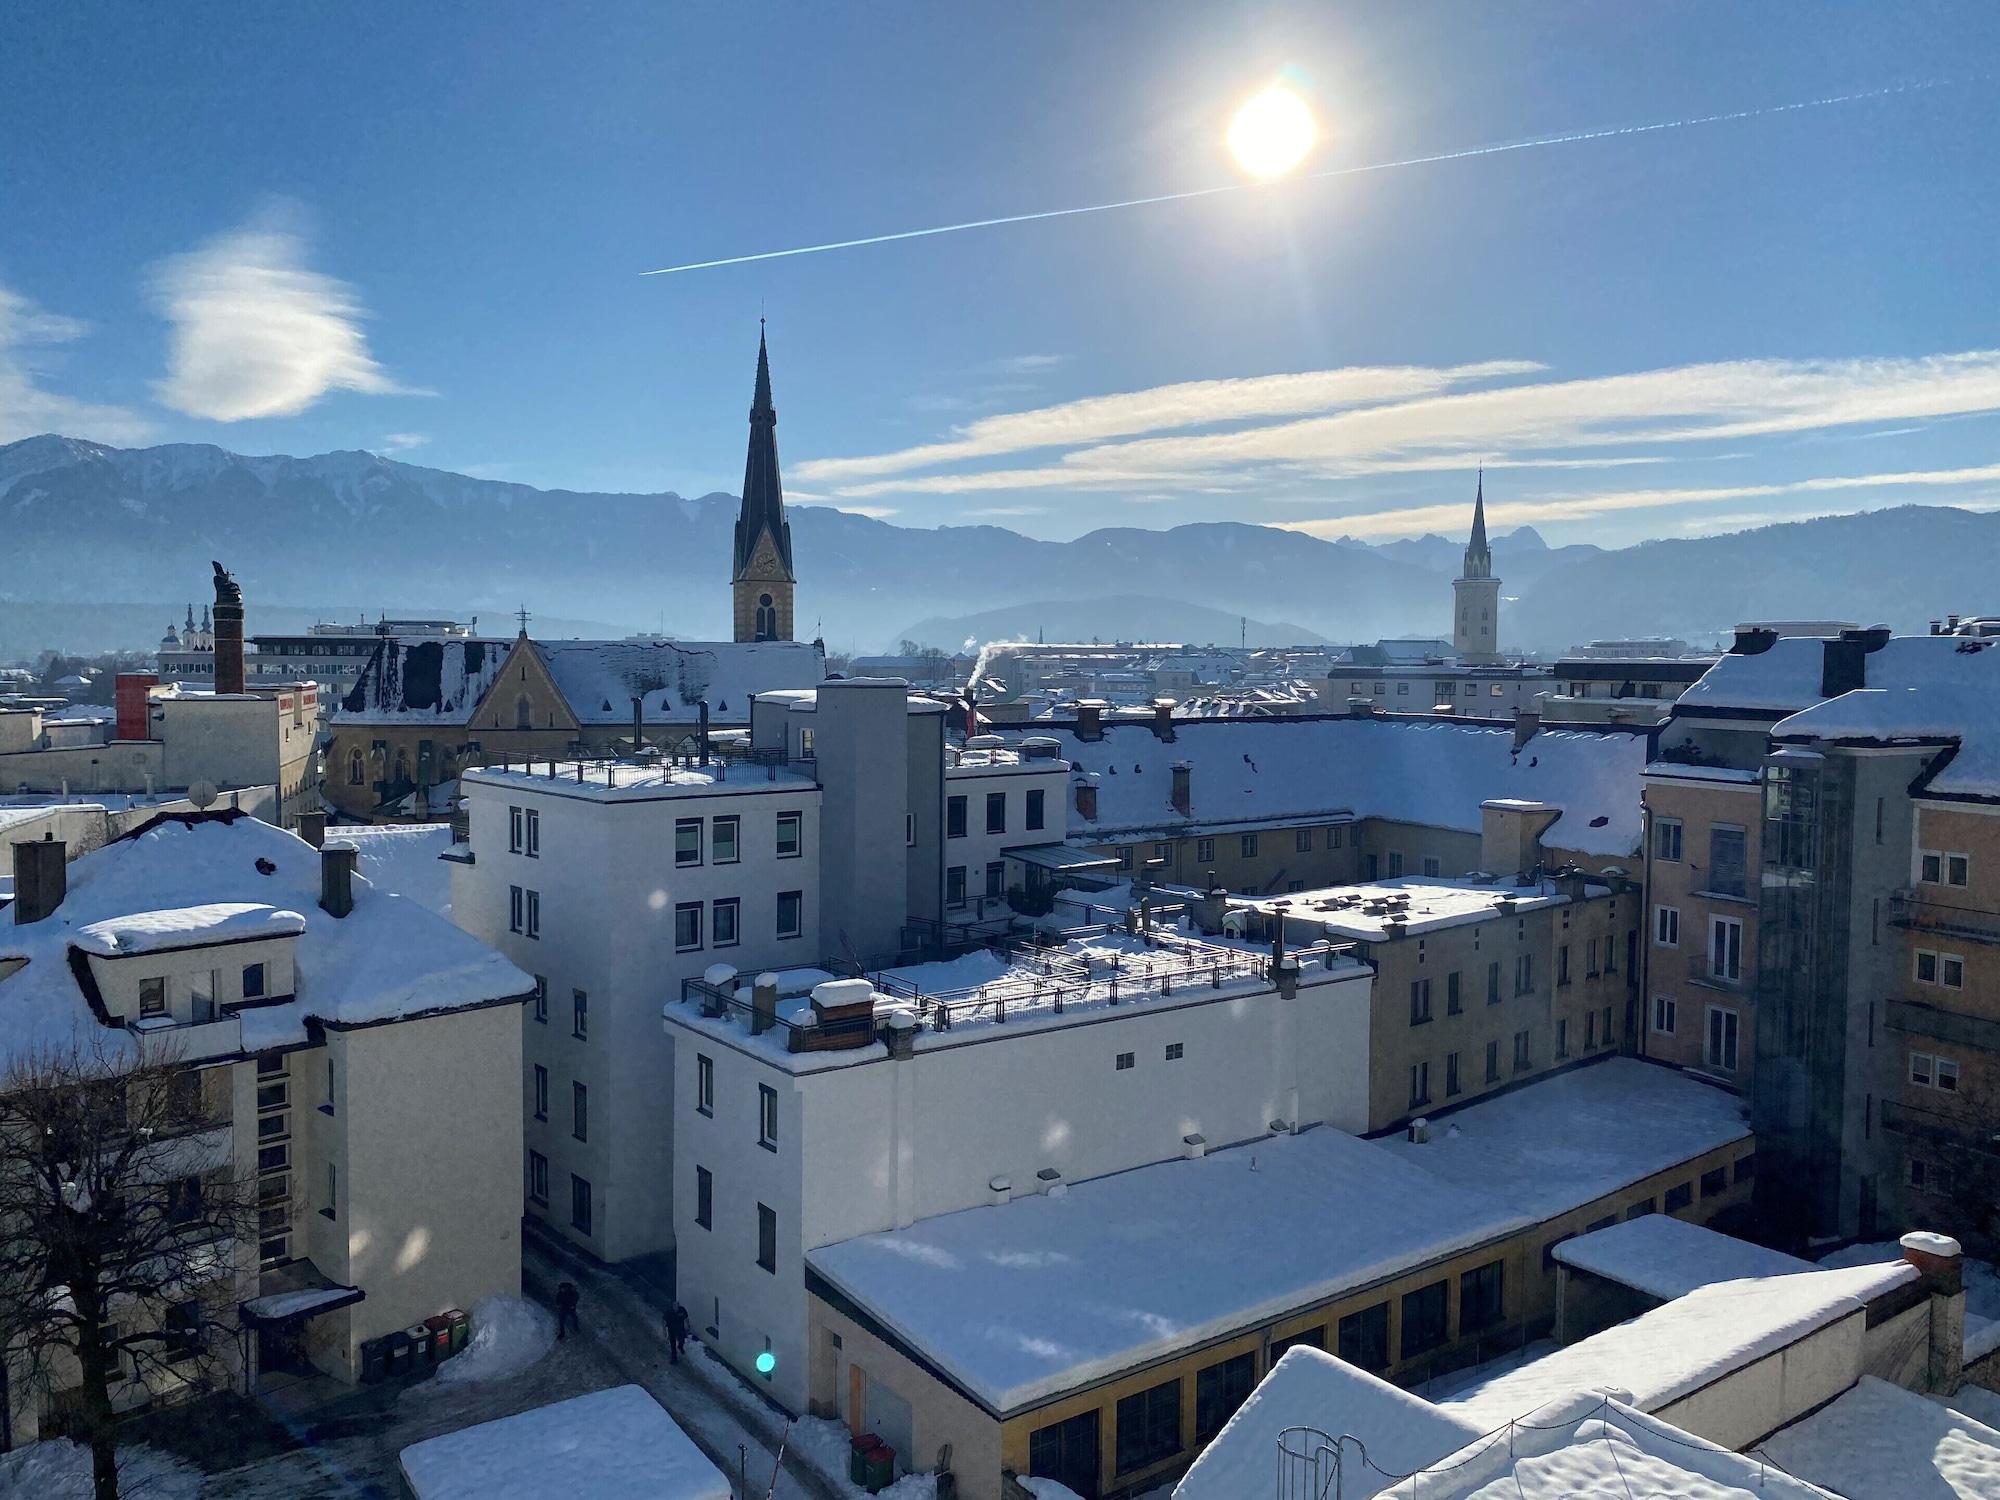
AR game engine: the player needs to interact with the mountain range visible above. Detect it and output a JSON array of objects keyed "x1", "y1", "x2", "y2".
[{"x1": 2, "y1": 433, "x2": 1991, "y2": 658}]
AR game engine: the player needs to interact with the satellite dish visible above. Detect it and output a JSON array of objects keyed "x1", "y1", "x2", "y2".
[{"x1": 187, "y1": 779, "x2": 218, "y2": 810}]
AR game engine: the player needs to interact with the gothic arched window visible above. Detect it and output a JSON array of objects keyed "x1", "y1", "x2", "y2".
[
  {"x1": 755, "y1": 592, "x2": 777, "y2": 641},
  {"x1": 347, "y1": 748, "x2": 365, "y2": 786},
  {"x1": 515, "y1": 695, "x2": 533, "y2": 730}
]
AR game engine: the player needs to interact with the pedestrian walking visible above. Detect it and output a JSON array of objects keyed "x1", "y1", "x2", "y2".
[
  {"x1": 666, "y1": 1302, "x2": 690, "y2": 1363},
  {"x1": 555, "y1": 1280, "x2": 580, "y2": 1341}
]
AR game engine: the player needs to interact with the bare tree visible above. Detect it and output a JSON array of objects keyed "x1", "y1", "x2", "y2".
[{"x1": 0, "y1": 1039, "x2": 256, "y2": 1500}]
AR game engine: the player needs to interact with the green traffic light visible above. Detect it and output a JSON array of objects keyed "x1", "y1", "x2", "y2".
[{"x1": 755, "y1": 1350, "x2": 777, "y2": 1374}]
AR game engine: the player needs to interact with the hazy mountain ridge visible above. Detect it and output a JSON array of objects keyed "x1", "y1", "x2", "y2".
[{"x1": 2, "y1": 435, "x2": 1991, "y2": 656}]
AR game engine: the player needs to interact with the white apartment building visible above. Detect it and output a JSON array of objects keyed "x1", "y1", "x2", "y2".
[
  {"x1": 664, "y1": 934, "x2": 1372, "y2": 1411},
  {"x1": 0, "y1": 811, "x2": 531, "y2": 1445}
]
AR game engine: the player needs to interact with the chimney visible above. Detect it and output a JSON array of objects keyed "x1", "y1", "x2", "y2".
[
  {"x1": 1512, "y1": 705, "x2": 1541, "y2": 751},
  {"x1": 698, "y1": 699, "x2": 711, "y2": 764},
  {"x1": 114, "y1": 673, "x2": 158, "y2": 741},
  {"x1": 1150, "y1": 697, "x2": 1177, "y2": 742},
  {"x1": 11, "y1": 836, "x2": 67, "y2": 924},
  {"x1": 1729, "y1": 624, "x2": 1778, "y2": 657},
  {"x1": 210, "y1": 560, "x2": 245, "y2": 695},
  {"x1": 631, "y1": 696, "x2": 644, "y2": 756},
  {"x1": 988, "y1": 1174, "x2": 1013, "y2": 1206},
  {"x1": 1181, "y1": 1133, "x2": 1208, "y2": 1160},
  {"x1": 319, "y1": 840, "x2": 358, "y2": 918},
  {"x1": 1347, "y1": 696, "x2": 1375, "y2": 719},
  {"x1": 1407, "y1": 1118, "x2": 1430, "y2": 1144},
  {"x1": 1901, "y1": 1231, "x2": 1967, "y2": 1394},
  {"x1": 296, "y1": 811, "x2": 327, "y2": 849},
  {"x1": 1074, "y1": 699, "x2": 1106, "y2": 742},
  {"x1": 1170, "y1": 761, "x2": 1192, "y2": 816},
  {"x1": 1074, "y1": 774, "x2": 1099, "y2": 822},
  {"x1": 751, "y1": 972, "x2": 779, "y2": 1036},
  {"x1": 883, "y1": 1007, "x2": 918, "y2": 1059},
  {"x1": 1481, "y1": 799, "x2": 1562, "y2": 879}
]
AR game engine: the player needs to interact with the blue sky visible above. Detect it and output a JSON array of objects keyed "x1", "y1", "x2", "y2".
[{"x1": 4, "y1": 2, "x2": 1998, "y2": 545}]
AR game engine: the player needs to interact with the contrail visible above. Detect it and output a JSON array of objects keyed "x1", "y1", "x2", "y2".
[{"x1": 640, "y1": 76, "x2": 1964, "y2": 277}]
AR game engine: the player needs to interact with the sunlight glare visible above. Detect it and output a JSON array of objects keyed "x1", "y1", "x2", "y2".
[{"x1": 1227, "y1": 83, "x2": 1319, "y2": 180}]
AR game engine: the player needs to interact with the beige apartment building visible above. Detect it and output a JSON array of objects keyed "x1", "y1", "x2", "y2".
[{"x1": 0, "y1": 810, "x2": 532, "y2": 1447}]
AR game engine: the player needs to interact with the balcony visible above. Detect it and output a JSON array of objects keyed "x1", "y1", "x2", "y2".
[
  {"x1": 1686, "y1": 952, "x2": 1749, "y2": 993},
  {"x1": 1889, "y1": 890, "x2": 2000, "y2": 947},
  {"x1": 1881, "y1": 1097, "x2": 2000, "y2": 1160},
  {"x1": 129, "y1": 1013, "x2": 245, "y2": 1064},
  {"x1": 1885, "y1": 999, "x2": 2000, "y2": 1052}
]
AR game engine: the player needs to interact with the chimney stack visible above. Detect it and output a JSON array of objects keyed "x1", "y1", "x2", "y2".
[
  {"x1": 751, "y1": 972, "x2": 779, "y2": 1036},
  {"x1": 1347, "y1": 696, "x2": 1375, "y2": 719},
  {"x1": 296, "y1": 811, "x2": 327, "y2": 849},
  {"x1": 114, "y1": 673, "x2": 158, "y2": 742},
  {"x1": 320, "y1": 840, "x2": 358, "y2": 918},
  {"x1": 1729, "y1": 624, "x2": 1778, "y2": 657},
  {"x1": 1150, "y1": 697, "x2": 1177, "y2": 742},
  {"x1": 1170, "y1": 761, "x2": 1191, "y2": 816},
  {"x1": 1512, "y1": 705, "x2": 1541, "y2": 751},
  {"x1": 210, "y1": 561, "x2": 245, "y2": 695},
  {"x1": 1902, "y1": 1231, "x2": 1967, "y2": 1394},
  {"x1": 1074, "y1": 699, "x2": 1106, "y2": 742},
  {"x1": 1074, "y1": 774, "x2": 1099, "y2": 822},
  {"x1": 11, "y1": 836, "x2": 67, "y2": 925}
]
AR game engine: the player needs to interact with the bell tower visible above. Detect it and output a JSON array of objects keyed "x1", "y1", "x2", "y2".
[
  {"x1": 1452, "y1": 471, "x2": 1502, "y2": 664},
  {"x1": 731, "y1": 323, "x2": 797, "y2": 643}
]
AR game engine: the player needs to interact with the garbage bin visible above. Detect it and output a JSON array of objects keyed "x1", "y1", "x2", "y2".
[
  {"x1": 405, "y1": 1323, "x2": 435, "y2": 1369},
  {"x1": 423, "y1": 1314, "x2": 454, "y2": 1361},
  {"x1": 445, "y1": 1307, "x2": 470, "y2": 1354},
  {"x1": 383, "y1": 1329, "x2": 412, "y2": 1377},
  {"x1": 848, "y1": 1435, "x2": 879, "y2": 1487},
  {"x1": 863, "y1": 1444, "x2": 896, "y2": 1494},
  {"x1": 359, "y1": 1335, "x2": 388, "y2": 1384}
]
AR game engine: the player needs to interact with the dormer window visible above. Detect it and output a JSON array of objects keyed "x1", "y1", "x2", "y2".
[
  {"x1": 139, "y1": 977, "x2": 167, "y2": 1020},
  {"x1": 243, "y1": 962, "x2": 266, "y2": 1000}
]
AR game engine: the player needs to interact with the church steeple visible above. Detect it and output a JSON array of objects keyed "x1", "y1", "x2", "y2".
[
  {"x1": 1452, "y1": 470, "x2": 1502, "y2": 663},
  {"x1": 732, "y1": 323, "x2": 796, "y2": 643},
  {"x1": 1463, "y1": 468, "x2": 1492, "y2": 580}
]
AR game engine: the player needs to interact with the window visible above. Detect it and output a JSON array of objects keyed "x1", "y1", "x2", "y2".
[
  {"x1": 242, "y1": 962, "x2": 266, "y2": 999},
  {"x1": 1338, "y1": 1303, "x2": 1390, "y2": 1371},
  {"x1": 1555, "y1": 1018, "x2": 1569, "y2": 1058},
  {"x1": 1240, "y1": 833, "x2": 1259, "y2": 858},
  {"x1": 1917, "y1": 949, "x2": 1964, "y2": 988},
  {"x1": 527, "y1": 1150, "x2": 549, "y2": 1205},
  {"x1": 1446, "y1": 971, "x2": 1462, "y2": 1015},
  {"x1": 712, "y1": 897, "x2": 740, "y2": 948},
  {"x1": 1654, "y1": 905, "x2": 1680, "y2": 947},
  {"x1": 510, "y1": 805, "x2": 524, "y2": 853},
  {"x1": 1708, "y1": 916, "x2": 1744, "y2": 983},
  {"x1": 775, "y1": 811, "x2": 802, "y2": 858},
  {"x1": 1708, "y1": 825, "x2": 1746, "y2": 897},
  {"x1": 1165, "y1": 1042, "x2": 1184, "y2": 1061},
  {"x1": 139, "y1": 977, "x2": 167, "y2": 1020},
  {"x1": 323, "y1": 1161, "x2": 337, "y2": 1220},
  {"x1": 1295, "y1": 828, "x2": 1314, "y2": 854},
  {"x1": 1485, "y1": 1040, "x2": 1500, "y2": 1083},
  {"x1": 524, "y1": 807, "x2": 539, "y2": 857},
  {"x1": 1513, "y1": 1028, "x2": 1531, "y2": 1072},
  {"x1": 1514, "y1": 953, "x2": 1533, "y2": 995},
  {"x1": 986, "y1": 792, "x2": 1006, "y2": 834},
  {"x1": 1664, "y1": 1181, "x2": 1693, "y2": 1213},
  {"x1": 1653, "y1": 994, "x2": 1678, "y2": 1035},
  {"x1": 1735, "y1": 1153, "x2": 1757, "y2": 1182},
  {"x1": 1397, "y1": 681, "x2": 1410, "y2": 695},
  {"x1": 1422, "y1": 855, "x2": 1442, "y2": 877},
  {"x1": 1654, "y1": 817, "x2": 1683, "y2": 862},
  {"x1": 570, "y1": 1175, "x2": 593, "y2": 1235},
  {"x1": 1387, "y1": 851, "x2": 1404, "y2": 877},
  {"x1": 1115, "y1": 1378, "x2": 1182, "y2": 1475},
  {"x1": 1919, "y1": 850, "x2": 1969, "y2": 887},
  {"x1": 1270, "y1": 1327, "x2": 1325, "y2": 1361},
  {"x1": 1117, "y1": 847, "x2": 1133, "y2": 871},
  {"x1": 1911, "y1": 1052, "x2": 1961, "y2": 1092},
  {"x1": 1628, "y1": 1198, "x2": 1655, "y2": 1219},
  {"x1": 946, "y1": 865, "x2": 967, "y2": 908},
  {"x1": 347, "y1": 747, "x2": 365, "y2": 785},
  {"x1": 1557, "y1": 945, "x2": 1571, "y2": 986},
  {"x1": 675, "y1": 901, "x2": 703, "y2": 952},
  {"x1": 695, "y1": 1165, "x2": 712, "y2": 1228},
  {"x1": 1950, "y1": 853, "x2": 1971, "y2": 887},
  {"x1": 1409, "y1": 978, "x2": 1432, "y2": 1026},
  {"x1": 758, "y1": 1083, "x2": 778, "y2": 1150},
  {"x1": 947, "y1": 796, "x2": 967, "y2": 839},
  {"x1": 713, "y1": 816, "x2": 739, "y2": 864},
  {"x1": 1460, "y1": 1262, "x2": 1504, "y2": 1332},
  {"x1": 1195, "y1": 1353, "x2": 1256, "y2": 1443},
  {"x1": 1400, "y1": 1281, "x2": 1448, "y2": 1359},
  {"x1": 532, "y1": 1065, "x2": 548, "y2": 1121},
  {"x1": 758, "y1": 1203, "x2": 777, "y2": 1273},
  {"x1": 1487, "y1": 961, "x2": 1501, "y2": 1004},
  {"x1": 696, "y1": 1054, "x2": 714, "y2": 1115},
  {"x1": 509, "y1": 885, "x2": 523, "y2": 932},
  {"x1": 524, "y1": 888, "x2": 540, "y2": 939},
  {"x1": 1917, "y1": 949, "x2": 1938, "y2": 983},
  {"x1": 1446, "y1": 1051, "x2": 1461, "y2": 1096},
  {"x1": 572, "y1": 1081, "x2": 588, "y2": 1141},
  {"x1": 1701, "y1": 1166, "x2": 1728, "y2": 1199},
  {"x1": 1329, "y1": 825, "x2": 1345, "y2": 849},
  {"x1": 1115, "y1": 1052, "x2": 1135, "y2": 1071},
  {"x1": 986, "y1": 861, "x2": 1005, "y2": 900},
  {"x1": 1026, "y1": 788, "x2": 1046, "y2": 831},
  {"x1": 1909, "y1": 1157, "x2": 1955, "y2": 1195},
  {"x1": 776, "y1": 890, "x2": 803, "y2": 939},
  {"x1": 1151, "y1": 842, "x2": 1171, "y2": 863},
  {"x1": 1408, "y1": 1061, "x2": 1430, "y2": 1108},
  {"x1": 675, "y1": 818, "x2": 703, "y2": 868},
  {"x1": 1196, "y1": 837, "x2": 1215, "y2": 863}
]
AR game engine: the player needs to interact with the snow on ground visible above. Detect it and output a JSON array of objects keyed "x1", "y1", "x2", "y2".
[
  {"x1": 1019, "y1": 1481, "x2": 1087, "y2": 1500},
  {"x1": 0, "y1": 1438, "x2": 202, "y2": 1500},
  {"x1": 399, "y1": 1384, "x2": 730, "y2": 1500},
  {"x1": 1757, "y1": 1374, "x2": 2000, "y2": 1500},
  {"x1": 428, "y1": 1293, "x2": 554, "y2": 1387},
  {"x1": 1819, "y1": 1240, "x2": 2000, "y2": 1358},
  {"x1": 786, "y1": 1414, "x2": 937, "y2": 1499}
]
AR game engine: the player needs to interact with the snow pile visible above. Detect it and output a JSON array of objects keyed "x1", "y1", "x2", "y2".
[
  {"x1": 1551, "y1": 1213, "x2": 1812, "y2": 1300},
  {"x1": 1020, "y1": 1480, "x2": 1088, "y2": 1500},
  {"x1": 0, "y1": 1438, "x2": 201, "y2": 1500},
  {"x1": 431, "y1": 1293, "x2": 555, "y2": 1386},
  {"x1": 1758, "y1": 1375, "x2": 2000, "y2": 1500},
  {"x1": 399, "y1": 1384, "x2": 728, "y2": 1500},
  {"x1": 785, "y1": 1416, "x2": 938, "y2": 1500},
  {"x1": 73, "y1": 901, "x2": 305, "y2": 955}
]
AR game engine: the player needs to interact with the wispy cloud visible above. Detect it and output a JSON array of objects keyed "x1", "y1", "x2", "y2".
[
  {"x1": 0, "y1": 282, "x2": 152, "y2": 445},
  {"x1": 797, "y1": 360, "x2": 1543, "y2": 483},
  {"x1": 150, "y1": 207, "x2": 420, "y2": 421},
  {"x1": 377, "y1": 432, "x2": 428, "y2": 454},
  {"x1": 1277, "y1": 461, "x2": 2000, "y2": 539},
  {"x1": 988, "y1": 353, "x2": 1067, "y2": 375}
]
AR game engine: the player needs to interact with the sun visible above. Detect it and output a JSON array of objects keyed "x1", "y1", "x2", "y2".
[{"x1": 1227, "y1": 82, "x2": 1319, "y2": 180}]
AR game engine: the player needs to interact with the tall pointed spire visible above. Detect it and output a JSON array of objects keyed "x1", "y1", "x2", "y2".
[
  {"x1": 1462, "y1": 469, "x2": 1491, "y2": 580},
  {"x1": 731, "y1": 321, "x2": 797, "y2": 642}
]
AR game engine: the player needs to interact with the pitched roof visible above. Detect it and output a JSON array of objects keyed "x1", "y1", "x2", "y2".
[
  {"x1": 532, "y1": 638, "x2": 823, "y2": 724},
  {"x1": 337, "y1": 637, "x2": 509, "y2": 724}
]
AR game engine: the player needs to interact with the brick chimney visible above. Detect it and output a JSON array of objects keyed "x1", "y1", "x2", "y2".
[
  {"x1": 114, "y1": 673, "x2": 158, "y2": 741},
  {"x1": 1170, "y1": 761, "x2": 1192, "y2": 816},
  {"x1": 1150, "y1": 698, "x2": 1177, "y2": 742},
  {"x1": 210, "y1": 560, "x2": 245, "y2": 695},
  {"x1": 1074, "y1": 699, "x2": 1106, "y2": 742},
  {"x1": 11, "y1": 836, "x2": 66, "y2": 925},
  {"x1": 1074, "y1": 774, "x2": 1099, "y2": 822},
  {"x1": 1902, "y1": 1230, "x2": 1967, "y2": 1394},
  {"x1": 751, "y1": 972, "x2": 779, "y2": 1036},
  {"x1": 320, "y1": 840, "x2": 358, "y2": 918}
]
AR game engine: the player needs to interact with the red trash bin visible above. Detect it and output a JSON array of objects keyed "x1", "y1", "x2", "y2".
[{"x1": 423, "y1": 1314, "x2": 454, "y2": 1362}]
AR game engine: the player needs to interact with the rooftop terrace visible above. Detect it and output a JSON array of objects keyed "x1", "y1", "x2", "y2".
[
  {"x1": 463, "y1": 756, "x2": 815, "y2": 802},
  {"x1": 1236, "y1": 873, "x2": 1609, "y2": 942}
]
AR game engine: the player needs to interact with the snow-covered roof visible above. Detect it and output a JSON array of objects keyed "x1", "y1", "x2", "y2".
[
  {"x1": 337, "y1": 637, "x2": 510, "y2": 724},
  {"x1": 1379, "y1": 1392, "x2": 1836, "y2": 1499},
  {"x1": 1757, "y1": 1375, "x2": 2000, "y2": 1500},
  {"x1": 999, "y1": 715, "x2": 1648, "y2": 856},
  {"x1": 1375, "y1": 1058, "x2": 1749, "y2": 1225},
  {"x1": 464, "y1": 760, "x2": 816, "y2": 803},
  {"x1": 398, "y1": 1384, "x2": 730, "y2": 1500},
  {"x1": 1442, "y1": 1262, "x2": 1917, "y2": 1429},
  {"x1": 0, "y1": 812, "x2": 532, "y2": 1067},
  {"x1": 333, "y1": 823, "x2": 455, "y2": 917},
  {"x1": 73, "y1": 902, "x2": 306, "y2": 956},
  {"x1": 1237, "y1": 875, "x2": 1599, "y2": 942},
  {"x1": 534, "y1": 638, "x2": 824, "y2": 724},
  {"x1": 1175, "y1": 1347, "x2": 1485, "y2": 1500},
  {"x1": 808, "y1": 1059, "x2": 1744, "y2": 1414},
  {"x1": 1675, "y1": 638, "x2": 1834, "y2": 716},
  {"x1": 1551, "y1": 1214, "x2": 1812, "y2": 1301}
]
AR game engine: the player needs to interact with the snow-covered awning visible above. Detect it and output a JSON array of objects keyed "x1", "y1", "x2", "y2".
[
  {"x1": 240, "y1": 1261, "x2": 363, "y2": 1326},
  {"x1": 1005, "y1": 844, "x2": 1119, "y2": 873}
]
